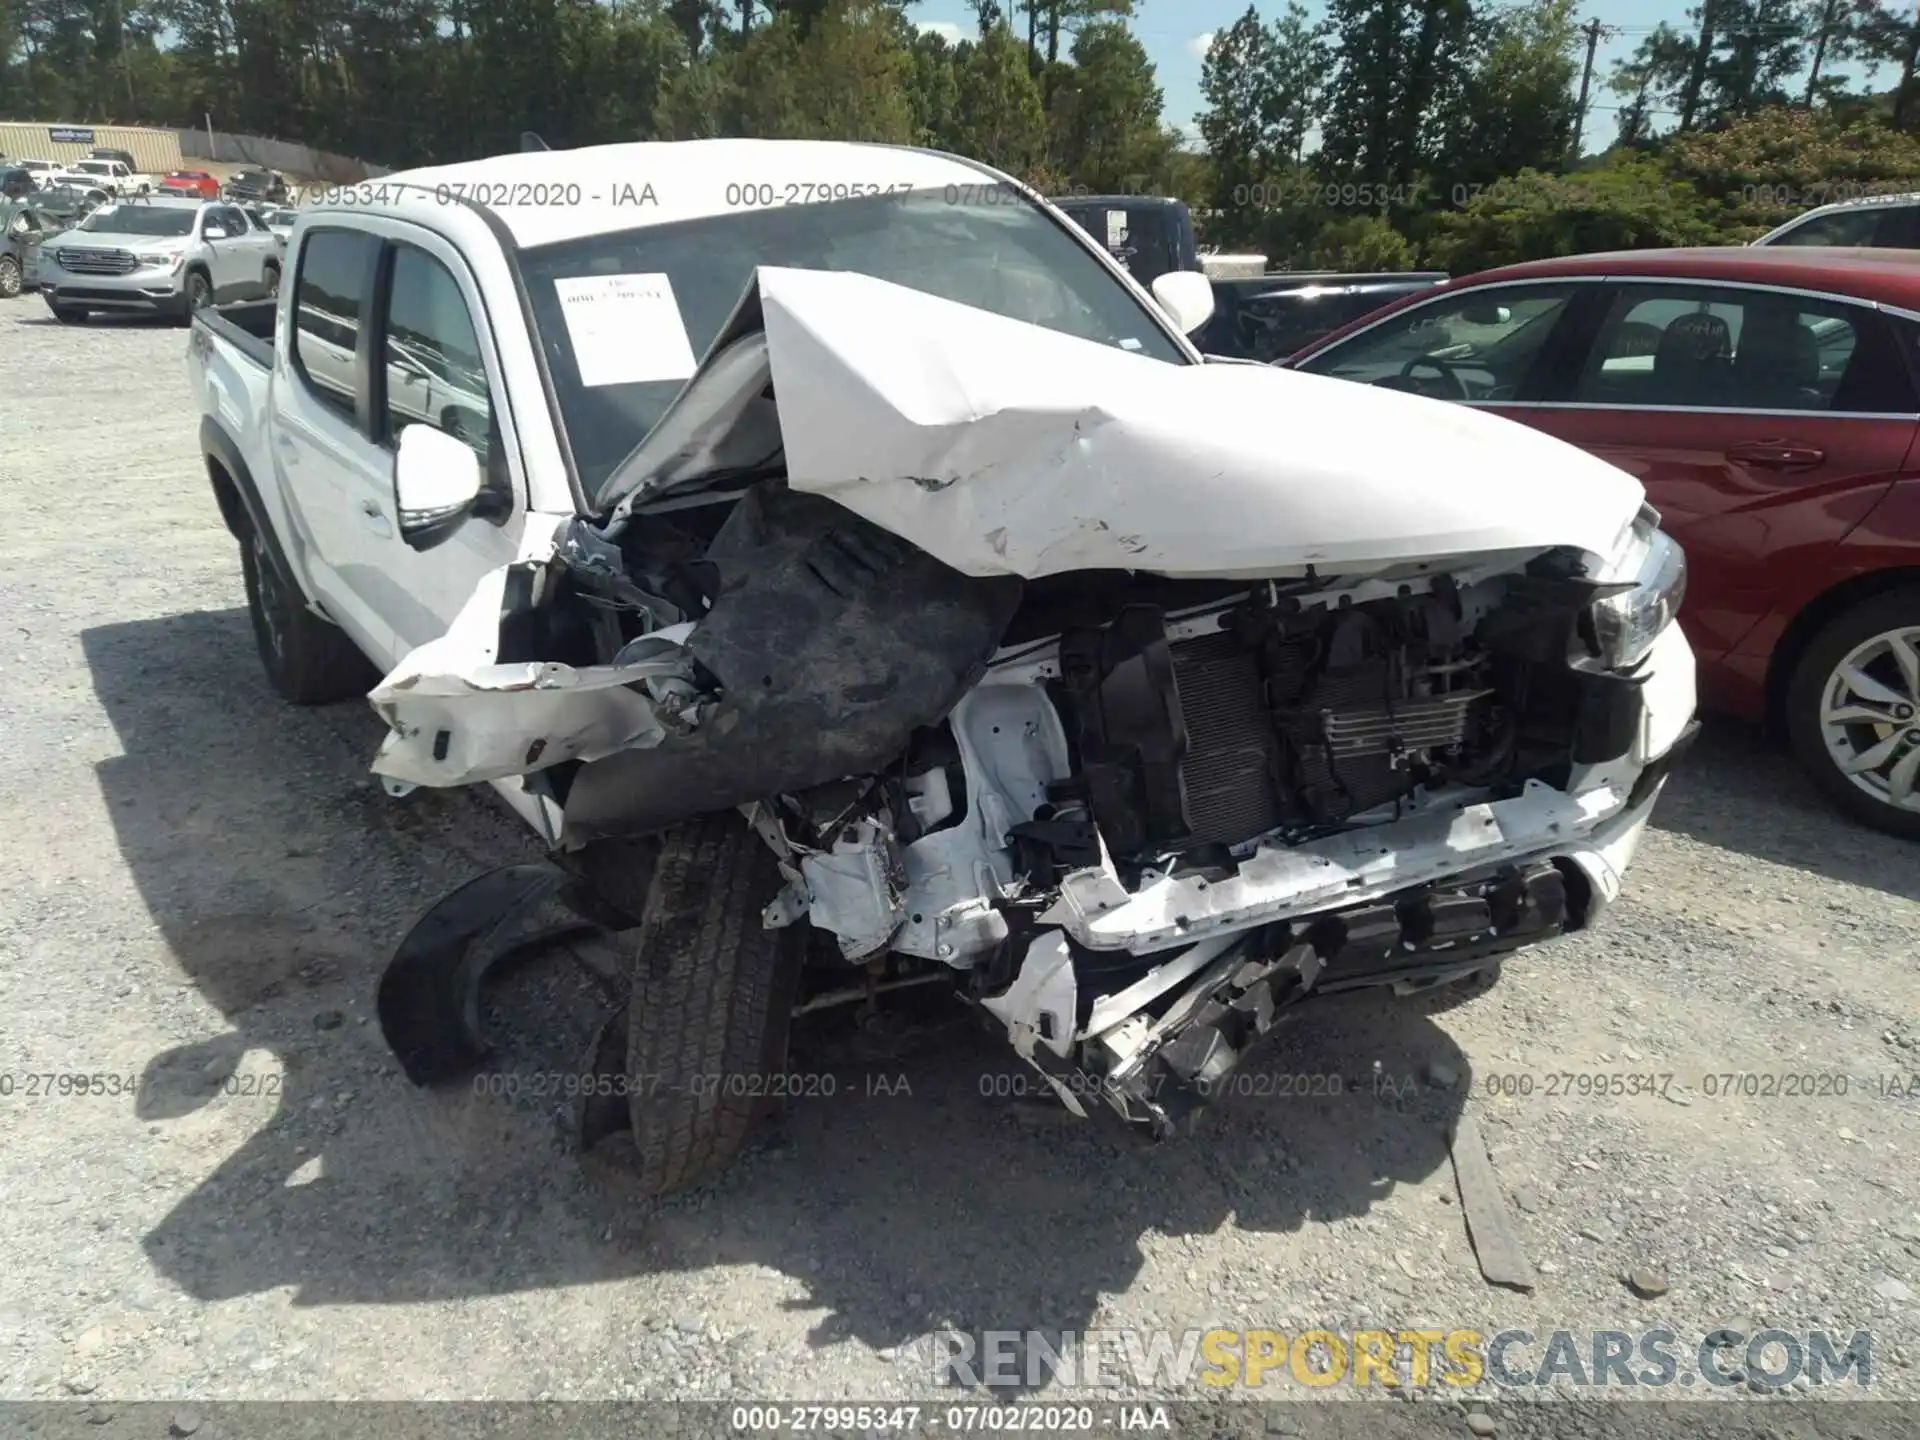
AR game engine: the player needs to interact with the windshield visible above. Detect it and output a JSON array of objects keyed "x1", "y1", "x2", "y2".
[
  {"x1": 74, "y1": 162, "x2": 111, "y2": 175},
  {"x1": 517, "y1": 187, "x2": 1187, "y2": 500},
  {"x1": 79, "y1": 206, "x2": 195, "y2": 237}
]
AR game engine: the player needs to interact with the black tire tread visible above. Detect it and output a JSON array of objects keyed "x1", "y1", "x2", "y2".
[
  {"x1": 239, "y1": 520, "x2": 378, "y2": 705},
  {"x1": 621, "y1": 811, "x2": 800, "y2": 1195},
  {"x1": 1785, "y1": 586, "x2": 1920, "y2": 840}
]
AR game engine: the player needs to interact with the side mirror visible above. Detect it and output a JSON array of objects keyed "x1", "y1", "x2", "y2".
[
  {"x1": 1150, "y1": 269, "x2": 1216, "y2": 335},
  {"x1": 1460, "y1": 302, "x2": 1512, "y2": 326},
  {"x1": 394, "y1": 423, "x2": 483, "y2": 550}
]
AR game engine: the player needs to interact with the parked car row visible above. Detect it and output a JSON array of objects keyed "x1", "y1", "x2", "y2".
[
  {"x1": 11, "y1": 155, "x2": 1917, "y2": 844},
  {"x1": 2, "y1": 194, "x2": 281, "y2": 319}
]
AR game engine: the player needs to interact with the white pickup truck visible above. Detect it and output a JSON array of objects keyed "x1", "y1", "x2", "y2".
[{"x1": 188, "y1": 138, "x2": 1697, "y2": 1197}]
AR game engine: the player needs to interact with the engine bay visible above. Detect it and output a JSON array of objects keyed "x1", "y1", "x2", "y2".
[{"x1": 516, "y1": 479, "x2": 1645, "y2": 973}]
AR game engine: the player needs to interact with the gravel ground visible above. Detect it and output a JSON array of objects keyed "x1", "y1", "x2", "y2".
[{"x1": 1, "y1": 301, "x2": 1917, "y2": 1430}]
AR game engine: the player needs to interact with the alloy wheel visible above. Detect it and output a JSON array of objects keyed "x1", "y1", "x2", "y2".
[{"x1": 1818, "y1": 625, "x2": 1920, "y2": 814}]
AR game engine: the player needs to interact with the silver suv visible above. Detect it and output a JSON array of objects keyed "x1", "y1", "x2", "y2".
[{"x1": 39, "y1": 197, "x2": 280, "y2": 324}]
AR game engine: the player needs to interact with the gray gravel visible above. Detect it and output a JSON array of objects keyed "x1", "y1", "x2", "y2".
[{"x1": 1, "y1": 300, "x2": 1917, "y2": 1416}]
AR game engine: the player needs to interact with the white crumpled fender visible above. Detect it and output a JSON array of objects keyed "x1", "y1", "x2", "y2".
[
  {"x1": 735, "y1": 267, "x2": 1646, "y2": 579},
  {"x1": 368, "y1": 561, "x2": 692, "y2": 787}
]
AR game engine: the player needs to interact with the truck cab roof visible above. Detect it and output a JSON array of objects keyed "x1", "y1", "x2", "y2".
[{"x1": 309, "y1": 139, "x2": 999, "y2": 250}]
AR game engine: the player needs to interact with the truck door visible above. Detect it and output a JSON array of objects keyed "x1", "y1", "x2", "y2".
[{"x1": 283, "y1": 217, "x2": 528, "y2": 663}]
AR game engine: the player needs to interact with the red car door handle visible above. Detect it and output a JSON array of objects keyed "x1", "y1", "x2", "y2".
[{"x1": 1726, "y1": 440, "x2": 1825, "y2": 470}]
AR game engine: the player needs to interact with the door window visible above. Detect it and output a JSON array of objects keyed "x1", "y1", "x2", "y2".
[
  {"x1": 377, "y1": 242, "x2": 495, "y2": 468},
  {"x1": 1765, "y1": 205, "x2": 1902, "y2": 247},
  {"x1": 1298, "y1": 285, "x2": 1579, "y2": 401},
  {"x1": 1571, "y1": 284, "x2": 1914, "y2": 413},
  {"x1": 291, "y1": 227, "x2": 376, "y2": 421}
]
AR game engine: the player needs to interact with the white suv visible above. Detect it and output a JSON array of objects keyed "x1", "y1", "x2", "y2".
[{"x1": 1753, "y1": 193, "x2": 1920, "y2": 248}]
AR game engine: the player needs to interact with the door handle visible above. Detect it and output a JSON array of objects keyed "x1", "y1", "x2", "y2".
[
  {"x1": 358, "y1": 498, "x2": 393, "y2": 537},
  {"x1": 1726, "y1": 440, "x2": 1825, "y2": 470}
]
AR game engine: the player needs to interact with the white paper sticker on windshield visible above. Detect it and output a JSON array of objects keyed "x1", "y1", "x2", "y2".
[{"x1": 554, "y1": 272, "x2": 697, "y2": 387}]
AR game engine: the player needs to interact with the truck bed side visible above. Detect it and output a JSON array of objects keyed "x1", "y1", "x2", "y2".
[{"x1": 189, "y1": 299, "x2": 318, "y2": 611}]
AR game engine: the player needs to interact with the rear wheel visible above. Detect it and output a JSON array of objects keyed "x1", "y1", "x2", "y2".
[
  {"x1": 263, "y1": 261, "x2": 280, "y2": 299},
  {"x1": 1786, "y1": 588, "x2": 1920, "y2": 839},
  {"x1": 238, "y1": 519, "x2": 378, "y2": 705},
  {"x1": 0, "y1": 256, "x2": 20, "y2": 299},
  {"x1": 611, "y1": 810, "x2": 804, "y2": 1195}
]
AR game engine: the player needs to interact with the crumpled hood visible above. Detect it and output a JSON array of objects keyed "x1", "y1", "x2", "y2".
[{"x1": 615, "y1": 266, "x2": 1646, "y2": 580}]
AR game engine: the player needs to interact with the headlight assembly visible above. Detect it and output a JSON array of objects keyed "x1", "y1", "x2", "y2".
[
  {"x1": 136, "y1": 252, "x2": 184, "y2": 272},
  {"x1": 1584, "y1": 528, "x2": 1686, "y2": 673}
]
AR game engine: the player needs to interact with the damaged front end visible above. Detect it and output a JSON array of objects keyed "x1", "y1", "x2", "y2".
[{"x1": 369, "y1": 266, "x2": 1696, "y2": 1134}]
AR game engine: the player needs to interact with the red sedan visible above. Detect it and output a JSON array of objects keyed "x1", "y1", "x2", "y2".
[
  {"x1": 159, "y1": 169, "x2": 220, "y2": 200},
  {"x1": 1287, "y1": 247, "x2": 1920, "y2": 838}
]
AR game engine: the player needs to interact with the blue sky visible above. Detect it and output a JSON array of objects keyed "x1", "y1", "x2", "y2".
[{"x1": 910, "y1": 0, "x2": 1884, "y2": 155}]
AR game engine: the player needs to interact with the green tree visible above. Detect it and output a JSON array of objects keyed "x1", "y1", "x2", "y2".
[
  {"x1": 950, "y1": 20, "x2": 1045, "y2": 171},
  {"x1": 1319, "y1": 0, "x2": 1474, "y2": 187},
  {"x1": 1853, "y1": 2, "x2": 1920, "y2": 128},
  {"x1": 1665, "y1": 102, "x2": 1920, "y2": 231},
  {"x1": 1423, "y1": 155, "x2": 1716, "y2": 270},
  {"x1": 1440, "y1": 0, "x2": 1581, "y2": 189},
  {"x1": 1199, "y1": 5, "x2": 1329, "y2": 243},
  {"x1": 1046, "y1": 18, "x2": 1172, "y2": 191},
  {"x1": 906, "y1": 24, "x2": 960, "y2": 145},
  {"x1": 1304, "y1": 212, "x2": 1418, "y2": 268},
  {"x1": 788, "y1": 0, "x2": 915, "y2": 141}
]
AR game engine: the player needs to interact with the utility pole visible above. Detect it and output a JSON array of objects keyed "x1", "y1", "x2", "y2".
[{"x1": 1569, "y1": 17, "x2": 1605, "y2": 162}]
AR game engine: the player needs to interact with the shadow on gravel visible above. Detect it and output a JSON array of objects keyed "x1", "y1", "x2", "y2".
[
  {"x1": 1651, "y1": 718, "x2": 1920, "y2": 904},
  {"x1": 5, "y1": 311, "x2": 180, "y2": 328},
  {"x1": 85, "y1": 607, "x2": 1469, "y2": 1377}
]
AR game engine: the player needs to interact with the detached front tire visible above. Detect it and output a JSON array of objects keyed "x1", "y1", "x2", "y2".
[
  {"x1": 1786, "y1": 587, "x2": 1920, "y2": 839},
  {"x1": 239, "y1": 519, "x2": 377, "y2": 705},
  {"x1": 615, "y1": 810, "x2": 804, "y2": 1195}
]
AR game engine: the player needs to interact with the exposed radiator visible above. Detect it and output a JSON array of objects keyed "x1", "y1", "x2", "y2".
[
  {"x1": 1168, "y1": 631, "x2": 1282, "y2": 847},
  {"x1": 1322, "y1": 692, "x2": 1487, "y2": 757},
  {"x1": 1168, "y1": 630, "x2": 1489, "y2": 845}
]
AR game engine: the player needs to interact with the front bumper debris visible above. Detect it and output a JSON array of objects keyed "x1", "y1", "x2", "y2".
[{"x1": 997, "y1": 854, "x2": 1584, "y2": 1139}]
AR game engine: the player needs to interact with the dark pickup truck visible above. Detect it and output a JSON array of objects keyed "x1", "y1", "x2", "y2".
[{"x1": 1048, "y1": 194, "x2": 1446, "y2": 363}]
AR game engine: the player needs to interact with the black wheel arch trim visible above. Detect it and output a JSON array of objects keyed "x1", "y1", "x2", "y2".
[{"x1": 200, "y1": 414, "x2": 304, "y2": 603}]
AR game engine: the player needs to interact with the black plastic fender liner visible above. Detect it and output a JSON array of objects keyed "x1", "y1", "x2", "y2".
[
  {"x1": 378, "y1": 862, "x2": 608, "y2": 1085},
  {"x1": 559, "y1": 485, "x2": 1022, "y2": 847}
]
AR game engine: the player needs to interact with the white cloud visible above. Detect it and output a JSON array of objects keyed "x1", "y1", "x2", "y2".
[
  {"x1": 1188, "y1": 31, "x2": 1216, "y2": 62},
  {"x1": 917, "y1": 20, "x2": 965, "y2": 44}
]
